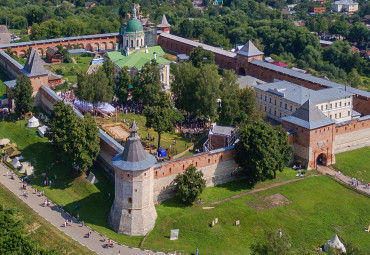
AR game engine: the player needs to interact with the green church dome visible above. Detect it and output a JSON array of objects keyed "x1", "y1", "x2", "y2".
[{"x1": 126, "y1": 19, "x2": 143, "y2": 33}]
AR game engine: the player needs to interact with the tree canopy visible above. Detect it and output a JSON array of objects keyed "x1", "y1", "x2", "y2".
[
  {"x1": 12, "y1": 74, "x2": 33, "y2": 116},
  {"x1": 235, "y1": 121, "x2": 293, "y2": 182},
  {"x1": 175, "y1": 164, "x2": 206, "y2": 204},
  {"x1": 47, "y1": 101, "x2": 100, "y2": 172},
  {"x1": 115, "y1": 67, "x2": 131, "y2": 105}
]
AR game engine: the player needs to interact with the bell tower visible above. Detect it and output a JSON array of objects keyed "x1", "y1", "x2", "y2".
[{"x1": 108, "y1": 121, "x2": 157, "y2": 236}]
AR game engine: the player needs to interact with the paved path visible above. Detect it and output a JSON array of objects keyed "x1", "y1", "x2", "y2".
[
  {"x1": 210, "y1": 176, "x2": 316, "y2": 205},
  {"x1": 317, "y1": 165, "x2": 370, "y2": 196},
  {"x1": 0, "y1": 163, "x2": 163, "y2": 255}
]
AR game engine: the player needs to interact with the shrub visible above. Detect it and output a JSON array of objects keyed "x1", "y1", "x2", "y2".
[{"x1": 175, "y1": 164, "x2": 206, "y2": 204}]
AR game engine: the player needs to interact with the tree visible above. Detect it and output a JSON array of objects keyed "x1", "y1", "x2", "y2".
[
  {"x1": 56, "y1": 44, "x2": 72, "y2": 63},
  {"x1": 189, "y1": 46, "x2": 215, "y2": 67},
  {"x1": 250, "y1": 229, "x2": 291, "y2": 255},
  {"x1": 144, "y1": 92, "x2": 183, "y2": 149},
  {"x1": 219, "y1": 70, "x2": 240, "y2": 125},
  {"x1": 235, "y1": 121, "x2": 293, "y2": 182},
  {"x1": 47, "y1": 101, "x2": 100, "y2": 172},
  {"x1": 132, "y1": 60, "x2": 162, "y2": 106},
  {"x1": 347, "y1": 68, "x2": 363, "y2": 88},
  {"x1": 348, "y1": 22, "x2": 369, "y2": 44},
  {"x1": 329, "y1": 19, "x2": 348, "y2": 38},
  {"x1": 12, "y1": 74, "x2": 33, "y2": 116},
  {"x1": 175, "y1": 164, "x2": 206, "y2": 204},
  {"x1": 323, "y1": 41, "x2": 360, "y2": 73},
  {"x1": 115, "y1": 67, "x2": 131, "y2": 104},
  {"x1": 179, "y1": 19, "x2": 193, "y2": 38},
  {"x1": 236, "y1": 88, "x2": 261, "y2": 124},
  {"x1": 102, "y1": 59, "x2": 116, "y2": 91}
]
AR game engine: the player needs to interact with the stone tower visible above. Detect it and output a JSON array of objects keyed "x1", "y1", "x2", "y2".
[
  {"x1": 156, "y1": 14, "x2": 171, "y2": 34},
  {"x1": 108, "y1": 121, "x2": 157, "y2": 236}
]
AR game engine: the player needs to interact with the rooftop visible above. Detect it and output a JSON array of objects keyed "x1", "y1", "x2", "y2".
[
  {"x1": 157, "y1": 14, "x2": 171, "y2": 28},
  {"x1": 236, "y1": 40, "x2": 264, "y2": 57},
  {"x1": 282, "y1": 99, "x2": 336, "y2": 129},
  {"x1": 254, "y1": 81, "x2": 354, "y2": 105},
  {"x1": 250, "y1": 59, "x2": 370, "y2": 98},
  {"x1": 159, "y1": 33, "x2": 237, "y2": 59},
  {"x1": 211, "y1": 124, "x2": 235, "y2": 136},
  {"x1": 332, "y1": 0, "x2": 358, "y2": 4}
]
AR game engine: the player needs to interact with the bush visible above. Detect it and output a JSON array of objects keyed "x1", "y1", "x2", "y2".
[
  {"x1": 175, "y1": 164, "x2": 206, "y2": 204},
  {"x1": 55, "y1": 68, "x2": 63, "y2": 75}
]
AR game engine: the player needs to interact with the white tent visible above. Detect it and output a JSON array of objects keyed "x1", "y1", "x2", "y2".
[
  {"x1": 19, "y1": 162, "x2": 30, "y2": 174},
  {"x1": 324, "y1": 235, "x2": 346, "y2": 253},
  {"x1": 38, "y1": 125, "x2": 48, "y2": 138},
  {"x1": 25, "y1": 166, "x2": 34, "y2": 176},
  {"x1": 0, "y1": 138, "x2": 10, "y2": 146},
  {"x1": 11, "y1": 157, "x2": 22, "y2": 168},
  {"x1": 27, "y1": 116, "x2": 40, "y2": 128}
]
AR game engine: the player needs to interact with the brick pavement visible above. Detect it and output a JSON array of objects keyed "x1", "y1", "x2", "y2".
[{"x1": 0, "y1": 163, "x2": 165, "y2": 255}]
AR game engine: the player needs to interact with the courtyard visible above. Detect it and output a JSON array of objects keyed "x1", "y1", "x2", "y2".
[{"x1": 0, "y1": 119, "x2": 369, "y2": 254}]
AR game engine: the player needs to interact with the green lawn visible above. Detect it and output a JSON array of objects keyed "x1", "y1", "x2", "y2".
[
  {"x1": 98, "y1": 112, "x2": 205, "y2": 157},
  {"x1": 44, "y1": 56, "x2": 93, "y2": 84},
  {"x1": 1, "y1": 119, "x2": 369, "y2": 254},
  {"x1": 333, "y1": 147, "x2": 370, "y2": 183},
  {"x1": 0, "y1": 68, "x2": 9, "y2": 99},
  {"x1": 145, "y1": 176, "x2": 370, "y2": 254},
  {"x1": 0, "y1": 183, "x2": 94, "y2": 254}
]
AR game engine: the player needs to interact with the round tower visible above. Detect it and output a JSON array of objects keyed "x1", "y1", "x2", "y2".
[{"x1": 108, "y1": 120, "x2": 157, "y2": 236}]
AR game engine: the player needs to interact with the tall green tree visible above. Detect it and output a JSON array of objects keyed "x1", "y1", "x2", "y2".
[
  {"x1": 347, "y1": 68, "x2": 363, "y2": 89},
  {"x1": 236, "y1": 88, "x2": 261, "y2": 124},
  {"x1": 329, "y1": 19, "x2": 348, "y2": 38},
  {"x1": 102, "y1": 59, "x2": 116, "y2": 91},
  {"x1": 189, "y1": 46, "x2": 215, "y2": 67},
  {"x1": 115, "y1": 67, "x2": 131, "y2": 104},
  {"x1": 132, "y1": 60, "x2": 162, "y2": 106},
  {"x1": 219, "y1": 70, "x2": 240, "y2": 125},
  {"x1": 47, "y1": 101, "x2": 100, "y2": 172},
  {"x1": 12, "y1": 74, "x2": 33, "y2": 116},
  {"x1": 144, "y1": 92, "x2": 183, "y2": 149},
  {"x1": 175, "y1": 164, "x2": 206, "y2": 204},
  {"x1": 348, "y1": 22, "x2": 369, "y2": 44},
  {"x1": 235, "y1": 121, "x2": 293, "y2": 181}
]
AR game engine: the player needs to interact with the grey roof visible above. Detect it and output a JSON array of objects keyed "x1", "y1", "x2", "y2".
[
  {"x1": 250, "y1": 59, "x2": 370, "y2": 98},
  {"x1": 46, "y1": 46, "x2": 59, "y2": 56},
  {"x1": 4, "y1": 79, "x2": 17, "y2": 89},
  {"x1": 0, "y1": 25, "x2": 10, "y2": 34},
  {"x1": 320, "y1": 40, "x2": 333, "y2": 45},
  {"x1": 238, "y1": 75, "x2": 265, "y2": 89},
  {"x1": 352, "y1": 110, "x2": 361, "y2": 117},
  {"x1": 159, "y1": 33, "x2": 236, "y2": 58},
  {"x1": 157, "y1": 14, "x2": 171, "y2": 28},
  {"x1": 98, "y1": 128, "x2": 124, "y2": 153},
  {"x1": 113, "y1": 122, "x2": 156, "y2": 171},
  {"x1": 358, "y1": 115, "x2": 370, "y2": 121},
  {"x1": 23, "y1": 49, "x2": 46, "y2": 75},
  {"x1": 212, "y1": 125, "x2": 235, "y2": 136},
  {"x1": 237, "y1": 41, "x2": 264, "y2": 57},
  {"x1": 332, "y1": 0, "x2": 358, "y2": 5},
  {"x1": 254, "y1": 81, "x2": 353, "y2": 105},
  {"x1": 68, "y1": 49, "x2": 92, "y2": 54},
  {"x1": 40, "y1": 85, "x2": 61, "y2": 102},
  {"x1": 0, "y1": 50, "x2": 23, "y2": 70},
  {"x1": 282, "y1": 99, "x2": 335, "y2": 129},
  {"x1": 0, "y1": 33, "x2": 119, "y2": 49}
]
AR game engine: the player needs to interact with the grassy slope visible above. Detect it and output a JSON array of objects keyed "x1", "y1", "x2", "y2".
[
  {"x1": 145, "y1": 176, "x2": 370, "y2": 254},
  {"x1": 0, "y1": 183, "x2": 94, "y2": 254},
  {"x1": 333, "y1": 147, "x2": 370, "y2": 183},
  {"x1": 97, "y1": 112, "x2": 203, "y2": 157}
]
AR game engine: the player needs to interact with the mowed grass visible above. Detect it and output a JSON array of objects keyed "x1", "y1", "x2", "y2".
[
  {"x1": 97, "y1": 112, "x2": 204, "y2": 157},
  {"x1": 333, "y1": 147, "x2": 370, "y2": 183},
  {"x1": 0, "y1": 120, "x2": 142, "y2": 247},
  {"x1": 145, "y1": 176, "x2": 370, "y2": 254},
  {"x1": 44, "y1": 56, "x2": 92, "y2": 84},
  {"x1": 0, "y1": 183, "x2": 94, "y2": 254}
]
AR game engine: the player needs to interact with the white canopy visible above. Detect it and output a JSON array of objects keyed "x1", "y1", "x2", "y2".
[
  {"x1": 0, "y1": 138, "x2": 10, "y2": 146},
  {"x1": 26, "y1": 166, "x2": 34, "y2": 176},
  {"x1": 11, "y1": 157, "x2": 22, "y2": 168},
  {"x1": 324, "y1": 234, "x2": 346, "y2": 253},
  {"x1": 27, "y1": 116, "x2": 40, "y2": 128},
  {"x1": 38, "y1": 125, "x2": 48, "y2": 138},
  {"x1": 19, "y1": 162, "x2": 30, "y2": 174},
  {"x1": 74, "y1": 99, "x2": 115, "y2": 114}
]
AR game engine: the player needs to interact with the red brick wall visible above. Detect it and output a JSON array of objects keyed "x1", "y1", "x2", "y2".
[
  {"x1": 209, "y1": 134, "x2": 227, "y2": 150},
  {"x1": 353, "y1": 95, "x2": 370, "y2": 115},
  {"x1": 335, "y1": 118, "x2": 370, "y2": 135},
  {"x1": 30, "y1": 75, "x2": 49, "y2": 92},
  {"x1": 154, "y1": 148, "x2": 235, "y2": 179}
]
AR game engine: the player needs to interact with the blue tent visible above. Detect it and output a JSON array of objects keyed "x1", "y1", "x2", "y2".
[{"x1": 158, "y1": 148, "x2": 166, "y2": 158}]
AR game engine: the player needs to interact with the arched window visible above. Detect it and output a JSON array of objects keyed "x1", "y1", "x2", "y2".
[
  {"x1": 136, "y1": 39, "x2": 139, "y2": 47},
  {"x1": 141, "y1": 39, "x2": 143, "y2": 46},
  {"x1": 131, "y1": 40, "x2": 133, "y2": 48}
]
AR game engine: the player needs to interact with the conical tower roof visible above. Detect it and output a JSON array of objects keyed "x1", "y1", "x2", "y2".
[
  {"x1": 291, "y1": 99, "x2": 327, "y2": 122},
  {"x1": 23, "y1": 49, "x2": 46, "y2": 75},
  {"x1": 112, "y1": 120, "x2": 157, "y2": 171},
  {"x1": 157, "y1": 14, "x2": 171, "y2": 28},
  {"x1": 281, "y1": 99, "x2": 335, "y2": 130},
  {"x1": 237, "y1": 40, "x2": 264, "y2": 57}
]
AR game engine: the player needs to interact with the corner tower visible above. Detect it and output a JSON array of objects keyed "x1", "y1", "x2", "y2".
[
  {"x1": 108, "y1": 121, "x2": 157, "y2": 236},
  {"x1": 157, "y1": 14, "x2": 171, "y2": 34}
]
